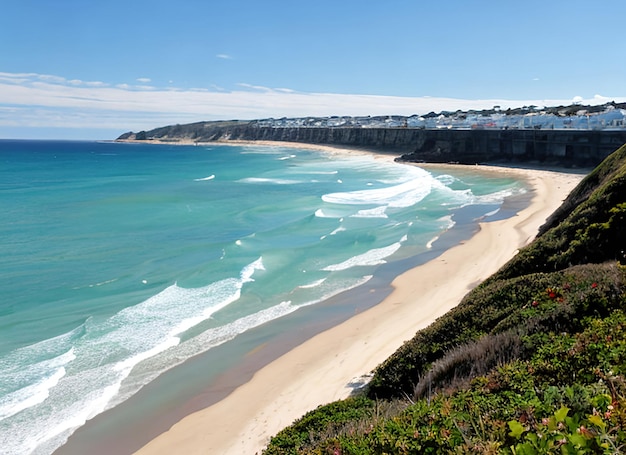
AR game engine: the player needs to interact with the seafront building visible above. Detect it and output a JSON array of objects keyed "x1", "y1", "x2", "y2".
[{"x1": 251, "y1": 103, "x2": 626, "y2": 131}]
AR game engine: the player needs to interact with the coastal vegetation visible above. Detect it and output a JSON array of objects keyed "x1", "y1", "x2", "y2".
[{"x1": 262, "y1": 143, "x2": 626, "y2": 453}]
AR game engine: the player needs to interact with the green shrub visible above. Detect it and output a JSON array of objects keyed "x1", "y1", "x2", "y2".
[
  {"x1": 264, "y1": 396, "x2": 376, "y2": 454},
  {"x1": 368, "y1": 262, "x2": 626, "y2": 399}
]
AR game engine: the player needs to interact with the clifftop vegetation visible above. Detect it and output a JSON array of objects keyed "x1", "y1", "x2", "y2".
[{"x1": 262, "y1": 143, "x2": 626, "y2": 454}]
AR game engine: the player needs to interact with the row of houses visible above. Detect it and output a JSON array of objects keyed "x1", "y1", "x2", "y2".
[{"x1": 250, "y1": 105, "x2": 626, "y2": 131}]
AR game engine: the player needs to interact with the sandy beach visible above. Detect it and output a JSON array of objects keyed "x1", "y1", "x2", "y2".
[{"x1": 130, "y1": 142, "x2": 586, "y2": 455}]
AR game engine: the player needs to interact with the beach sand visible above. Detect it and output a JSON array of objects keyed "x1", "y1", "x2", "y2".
[{"x1": 131, "y1": 142, "x2": 586, "y2": 455}]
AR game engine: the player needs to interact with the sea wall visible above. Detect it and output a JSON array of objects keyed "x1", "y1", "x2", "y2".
[{"x1": 121, "y1": 124, "x2": 626, "y2": 167}]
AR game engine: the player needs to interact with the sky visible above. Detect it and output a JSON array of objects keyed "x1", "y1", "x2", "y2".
[{"x1": 1, "y1": 0, "x2": 625, "y2": 140}]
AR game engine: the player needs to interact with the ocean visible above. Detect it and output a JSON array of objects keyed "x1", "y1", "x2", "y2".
[{"x1": 0, "y1": 140, "x2": 525, "y2": 454}]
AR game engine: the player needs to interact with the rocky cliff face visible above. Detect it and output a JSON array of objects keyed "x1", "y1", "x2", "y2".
[{"x1": 118, "y1": 123, "x2": 626, "y2": 168}]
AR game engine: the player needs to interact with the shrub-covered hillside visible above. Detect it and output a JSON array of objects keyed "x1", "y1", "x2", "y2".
[{"x1": 264, "y1": 143, "x2": 626, "y2": 454}]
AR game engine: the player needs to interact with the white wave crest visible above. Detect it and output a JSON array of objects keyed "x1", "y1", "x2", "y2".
[
  {"x1": 239, "y1": 177, "x2": 302, "y2": 185},
  {"x1": 437, "y1": 215, "x2": 455, "y2": 230},
  {"x1": 474, "y1": 187, "x2": 526, "y2": 204},
  {"x1": 426, "y1": 236, "x2": 439, "y2": 249},
  {"x1": 241, "y1": 257, "x2": 265, "y2": 283},
  {"x1": 322, "y1": 178, "x2": 432, "y2": 208},
  {"x1": 435, "y1": 174, "x2": 458, "y2": 186},
  {"x1": 302, "y1": 170, "x2": 338, "y2": 175},
  {"x1": 0, "y1": 348, "x2": 75, "y2": 420},
  {"x1": 322, "y1": 242, "x2": 402, "y2": 271},
  {"x1": 484, "y1": 207, "x2": 501, "y2": 217},
  {"x1": 108, "y1": 300, "x2": 298, "y2": 410},
  {"x1": 298, "y1": 278, "x2": 327, "y2": 289},
  {"x1": 297, "y1": 275, "x2": 374, "y2": 308},
  {"x1": 194, "y1": 175, "x2": 215, "y2": 181},
  {"x1": 106, "y1": 277, "x2": 245, "y2": 381},
  {"x1": 0, "y1": 257, "x2": 268, "y2": 454},
  {"x1": 330, "y1": 225, "x2": 346, "y2": 236},
  {"x1": 351, "y1": 206, "x2": 388, "y2": 218},
  {"x1": 315, "y1": 208, "x2": 347, "y2": 219}
]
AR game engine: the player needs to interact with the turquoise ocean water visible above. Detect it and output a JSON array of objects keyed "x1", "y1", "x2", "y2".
[{"x1": 0, "y1": 140, "x2": 525, "y2": 454}]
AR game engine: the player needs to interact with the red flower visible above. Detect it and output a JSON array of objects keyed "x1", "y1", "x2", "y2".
[
  {"x1": 532, "y1": 300, "x2": 539, "y2": 307},
  {"x1": 547, "y1": 288, "x2": 557, "y2": 299},
  {"x1": 591, "y1": 282, "x2": 598, "y2": 289}
]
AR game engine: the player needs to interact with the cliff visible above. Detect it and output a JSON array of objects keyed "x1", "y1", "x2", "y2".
[{"x1": 118, "y1": 123, "x2": 626, "y2": 168}]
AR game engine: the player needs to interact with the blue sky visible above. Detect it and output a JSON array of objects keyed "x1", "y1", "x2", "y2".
[{"x1": 1, "y1": 0, "x2": 625, "y2": 139}]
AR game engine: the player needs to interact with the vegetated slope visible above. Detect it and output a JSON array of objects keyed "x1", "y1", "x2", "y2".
[{"x1": 263, "y1": 143, "x2": 626, "y2": 454}]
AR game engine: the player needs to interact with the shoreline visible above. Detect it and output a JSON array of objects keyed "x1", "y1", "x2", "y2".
[
  {"x1": 121, "y1": 141, "x2": 587, "y2": 455},
  {"x1": 116, "y1": 138, "x2": 405, "y2": 161}
]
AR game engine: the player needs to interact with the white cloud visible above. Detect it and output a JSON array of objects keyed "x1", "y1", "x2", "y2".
[
  {"x1": 37, "y1": 74, "x2": 67, "y2": 84},
  {"x1": 84, "y1": 80, "x2": 108, "y2": 87},
  {"x1": 593, "y1": 94, "x2": 613, "y2": 103},
  {"x1": 275, "y1": 87, "x2": 296, "y2": 93},
  {"x1": 0, "y1": 72, "x2": 110, "y2": 88},
  {"x1": 0, "y1": 71, "x2": 624, "y2": 136},
  {"x1": 216, "y1": 54, "x2": 233, "y2": 60},
  {"x1": 237, "y1": 82, "x2": 273, "y2": 92},
  {"x1": 137, "y1": 77, "x2": 151, "y2": 83},
  {"x1": 0, "y1": 71, "x2": 40, "y2": 79}
]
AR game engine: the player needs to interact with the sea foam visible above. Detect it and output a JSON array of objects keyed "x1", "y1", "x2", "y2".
[
  {"x1": 0, "y1": 348, "x2": 75, "y2": 420},
  {"x1": 352, "y1": 206, "x2": 388, "y2": 218},
  {"x1": 194, "y1": 174, "x2": 215, "y2": 181},
  {"x1": 239, "y1": 177, "x2": 302, "y2": 185},
  {"x1": 0, "y1": 258, "x2": 264, "y2": 455},
  {"x1": 322, "y1": 242, "x2": 402, "y2": 271},
  {"x1": 322, "y1": 179, "x2": 431, "y2": 208},
  {"x1": 321, "y1": 166, "x2": 434, "y2": 209}
]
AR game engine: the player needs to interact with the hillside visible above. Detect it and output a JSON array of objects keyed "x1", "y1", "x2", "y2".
[{"x1": 262, "y1": 143, "x2": 626, "y2": 454}]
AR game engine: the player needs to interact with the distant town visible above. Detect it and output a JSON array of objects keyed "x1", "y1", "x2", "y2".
[{"x1": 249, "y1": 102, "x2": 626, "y2": 131}]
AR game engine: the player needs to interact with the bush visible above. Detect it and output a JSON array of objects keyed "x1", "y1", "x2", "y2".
[{"x1": 368, "y1": 263, "x2": 626, "y2": 399}]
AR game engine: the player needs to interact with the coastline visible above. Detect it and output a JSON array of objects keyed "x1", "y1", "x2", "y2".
[
  {"x1": 122, "y1": 141, "x2": 586, "y2": 455},
  {"x1": 116, "y1": 138, "x2": 404, "y2": 161}
]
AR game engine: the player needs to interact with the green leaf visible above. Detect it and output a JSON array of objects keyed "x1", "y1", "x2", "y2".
[
  {"x1": 525, "y1": 432, "x2": 538, "y2": 445},
  {"x1": 587, "y1": 413, "x2": 606, "y2": 430},
  {"x1": 514, "y1": 442, "x2": 537, "y2": 455},
  {"x1": 568, "y1": 433, "x2": 587, "y2": 448},
  {"x1": 547, "y1": 417, "x2": 557, "y2": 432},
  {"x1": 508, "y1": 420, "x2": 526, "y2": 439},
  {"x1": 554, "y1": 406, "x2": 570, "y2": 423}
]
